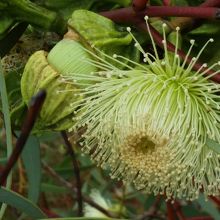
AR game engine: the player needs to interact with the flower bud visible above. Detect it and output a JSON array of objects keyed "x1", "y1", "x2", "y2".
[{"x1": 21, "y1": 34, "x2": 97, "y2": 131}]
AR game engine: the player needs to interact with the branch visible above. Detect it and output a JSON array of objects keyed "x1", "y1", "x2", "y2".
[
  {"x1": 101, "y1": 6, "x2": 220, "y2": 23},
  {"x1": 166, "y1": 201, "x2": 176, "y2": 220},
  {"x1": 140, "y1": 6, "x2": 220, "y2": 19},
  {"x1": 173, "y1": 201, "x2": 186, "y2": 220},
  {"x1": 42, "y1": 162, "x2": 118, "y2": 218},
  {"x1": 61, "y1": 131, "x2": 83, "y2": 217},
  {"x1": 170, "y1": 0, "x2": 220, "y2": 31},
  {"x1": 0, "y1": 90, "x2": 46, "y2": 186},
  {"x1": 137, "y1": 195, "x2": 164, "y2": 220}
]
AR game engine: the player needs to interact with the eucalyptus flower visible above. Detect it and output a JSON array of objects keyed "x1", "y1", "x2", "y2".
[{"x1": 69, "y1": 16, "x2": 220, "y2": 201}]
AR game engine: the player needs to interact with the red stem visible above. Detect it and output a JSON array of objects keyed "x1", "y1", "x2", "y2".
[
  {"x1": 132, "y1": 0, "x2": 148, "y2": 12},
  {"x1": 101, "y1": 6, "x2": 220, "y2": 21},
  {"x1": 61, "y1": 131, "x2": 83, "y2": 217},
  {"x1": 140, "y1": 6, "x2": 219, "y2": 19},
  {"x1": 209, "y1": 196, "x2": 220, "y2": 207},
  {"x1": 173, "y1": 201, "x2": 186, "y2": 220},
  {"x1": 100, "y1": 7, "x2": 137, "y2": 23},
  {"x1": 167, "y1": 201, "x2": 176, "y2": 220},
  {"x1": 0, "y1": 90, "x2": 46, "y2": 186}
]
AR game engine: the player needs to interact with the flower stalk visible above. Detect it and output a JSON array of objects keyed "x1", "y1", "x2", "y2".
[{"x1": 101, "y1": 6, "x2": 220, "y2": 22}]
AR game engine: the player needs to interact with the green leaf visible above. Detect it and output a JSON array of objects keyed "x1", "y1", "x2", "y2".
[
  {"x1": 41, "y1": 183, "x2": 69, "y2": 193},
  {"x1": 3, "y1": 68, "x2": 27, "y2": 128},
  {"x1": 0, "y1": 187, "x2": 46, "y2": 219},
  {"x1": 0, "y1": 56, "x2": 13, "y2": 219},
  {"x1": 44, "y1": 0, "x2": 131, "y2": 20},
  {"x1": 206, "y1": 138, "x2": 220, "y2": 154},
  {"x1": 189, "y1": 22, "x2": 220, "y2": 35},
  {"x1": 69, "y1": 10, "x2": 140, "y2": 68},
  {"x1": 21, "y1": 136, "x2": 41, "y2": 203},
  {"x1": 59, "y1": 0, "x2": 97, "y2": 20},
  {"x1": 10, "y1": 101, "x2": 27, "y2": 129},
  {"x1": 198, "y1": 194, "x2": 220, "y2": 220},
  {"x1": 171, "y1": 0, "x2": 188, "y2": 6}
]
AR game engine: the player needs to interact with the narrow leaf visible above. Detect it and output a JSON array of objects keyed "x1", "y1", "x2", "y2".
[
  {"x1": 21, "y1": 136, "x2": 41, "y2": 203},
  {"x1": 0, "y1": 56, "x2": 13, "y2": 218},
  {"x1": 0, "y1": 187, "x2": 46, "y2": 219},
  {"x1": 198, "y1": 194, "x2": 220, "y2": 220}
]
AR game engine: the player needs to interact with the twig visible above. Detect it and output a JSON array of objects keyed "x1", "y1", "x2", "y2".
[
  {"x1": 102, "y1": 6, "x2": 220, "y2": 20},
  {"x1": 61, "y1": 131, "x2": 83, "y2": 217},
  {"x1": 140, "y1": 6, "x2": 220, "y2": 19},
  {"x1": 167, "y1": 201, "x2": 176, "y2": 220},
  {"x1": 137, "y1": 195, "x2": 163, "y2": 220},
  {"x1": 0, "y1": 90, "x2": 46, "y2": 186},
  {"x1": 170, "y1": 0, "x2": 220, "y2": 31},
  {"x1": 173, "y1": 201, "x2": 186, "y2": 220},
  {"x1": 42, "y1": 161, "x2": 117, "y2": 218}
]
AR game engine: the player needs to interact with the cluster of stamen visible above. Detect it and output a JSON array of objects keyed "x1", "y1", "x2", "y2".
[{"x1": 65, "y1": 16, "x2": 220, "y2": 201}]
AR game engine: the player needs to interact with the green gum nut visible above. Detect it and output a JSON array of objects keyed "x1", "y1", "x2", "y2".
[{"x1": 21, "y1": 38, "x2": 97, "y2": 131}]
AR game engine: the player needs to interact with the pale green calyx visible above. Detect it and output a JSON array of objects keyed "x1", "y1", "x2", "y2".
[{"x1": 67, "y1": 17, "x2": 220, "y2": 201}]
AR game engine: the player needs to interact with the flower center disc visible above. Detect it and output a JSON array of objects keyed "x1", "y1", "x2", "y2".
[{"x1": 137, "y1": 136, "x2": 156, "y2": 152}]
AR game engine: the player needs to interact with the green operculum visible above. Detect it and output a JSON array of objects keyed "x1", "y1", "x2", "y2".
[
  {"x1": 48, "y1": 38, "x2": 97, "y2": 78},
  {"x1": 21, "y1": 35, "x2": 97, "y2": 131},
  {"x1": 69, "y1": 17, "x2": 220, "y2": 201}
]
